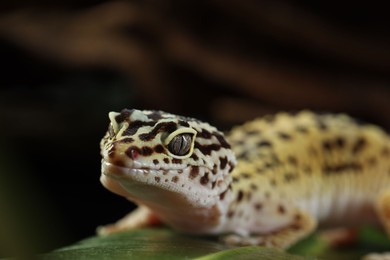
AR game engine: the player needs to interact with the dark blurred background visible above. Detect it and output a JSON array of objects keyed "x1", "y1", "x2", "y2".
[{"x1": 0, "y1": 0, "x2": 390, "y2": 257}]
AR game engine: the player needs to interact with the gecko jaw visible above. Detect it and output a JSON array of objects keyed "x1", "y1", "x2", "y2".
[
  {"x1": 101, "y1": 160, "x2": 189, "y2": 178},
  {"x1": 102, "y1": 160, "x2": 145, "y2": 178}
]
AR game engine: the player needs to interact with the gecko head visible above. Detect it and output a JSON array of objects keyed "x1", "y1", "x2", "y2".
[{"x1": 100, "y1": 109, "x2": 236, "y2": 208}]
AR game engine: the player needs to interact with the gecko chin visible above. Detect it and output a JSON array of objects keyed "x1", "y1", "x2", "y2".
[{"x1": 101, "y1": 159, "x2": 224, "y2": 208}]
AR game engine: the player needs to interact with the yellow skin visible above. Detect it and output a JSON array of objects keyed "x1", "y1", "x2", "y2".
[{"x1": 99, "y1": 109, "x2": 390, "y2": 250}]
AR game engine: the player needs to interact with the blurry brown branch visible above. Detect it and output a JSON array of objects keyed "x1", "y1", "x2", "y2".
[{"x1": 0, "y1": 0, "x2": 389, "y2": 126}]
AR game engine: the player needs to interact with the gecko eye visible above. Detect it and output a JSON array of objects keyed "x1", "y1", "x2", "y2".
[{"x1": 168, "y1": 134, "x2": 193, "y2": 156}]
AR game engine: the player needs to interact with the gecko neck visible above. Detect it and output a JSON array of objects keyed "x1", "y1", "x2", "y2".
[{"x1": 132, "y1": 182, "x2": 235, "y2": 234}]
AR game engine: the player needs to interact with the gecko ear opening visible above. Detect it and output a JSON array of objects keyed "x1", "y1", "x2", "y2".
[{"x1": 164, "y1": 128, "x2": 197, "y2": 159}]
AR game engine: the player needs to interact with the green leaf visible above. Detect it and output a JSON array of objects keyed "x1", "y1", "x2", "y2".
[
  {"x1": 40, "y1": 226, "x2": 390, "y2": 259},
  {"x1": 40, "y1": 228, "x2": 310, "y2": 260}
]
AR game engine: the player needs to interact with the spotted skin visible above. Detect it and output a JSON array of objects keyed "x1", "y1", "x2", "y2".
[{"x1": 99, "y1": 109, "x2": 390, "y2": 250}]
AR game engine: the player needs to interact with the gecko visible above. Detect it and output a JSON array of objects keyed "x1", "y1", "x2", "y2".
[{"x1": 98, "y1": 109, "x2": 390, "y2": 250}]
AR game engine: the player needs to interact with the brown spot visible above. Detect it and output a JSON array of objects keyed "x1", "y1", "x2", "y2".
[
  {"x1": 278, "y1": 132, "x2": 292, "y2": 140},
  {"x1": 246, "y1": 192, "x2": 252, "y2": 201},
  {"x1": 296, "y1": 126, "x2": 308, "y2": 134},
  {"x1": 352, "y1": 137, "x2": 367, "y2": 154},
  {"x1": 257, "y1": 140, "x2": 272, "y2": 148},
  {"x1": 237, "y1": 151, "x2": 249, "y2": 160},
  {"x1": 178, "y1": 169, "x2": 183, "y2": 174},
  {"x1": 172, "y1": 158, "x2": 182, "y2": 164},
  {"x1": 178, "y1": 120, "x2": 190, "y2": 127},
  {"x1": 381, "y1": 147, "x2": 390, "y2": 157},
  {"x1": 164, "y1": 179, "x2": 168, "y2": 182},
  {"x1": 234, "y1": 139, "x2": 245, "y2": 146},
  {"x1": 246, "y1": 129, "x2": 260, "y2": 135},
  {"x1": 153, "y1": 159, "x2": 159, "y2": 165},
  {"x1": 163, "y1": 158, "x2": 170, "y2": 164},
  {"x1": 228, "y1": 162, "x2": 235, "y2": 172},
  {"x1": 146, "y1": 111, "x2": 163, "y2": 121},
  {"x1": 139, "y1": 122, "x2": 178, "y2": 141},
  {"x1": 232, "y1": 177, "x2": 239, "y2": 183},
  {"x1": 154, "y1": 144, "x2": 165, "y2": 153},
  {"x1": 200, "y1": 173, "x2": 209, "y2": 185},
  {"x1": 316, "y1": 118, "x2": 328, "y2": 131},
  {"x1": 236, "y1": 190, "x2": 244, "y2": 202},
  {"x1": 254, "y1": 203, "x2": 263, "y2": 211},
  {"x1": 291, "y1": 223, "x2": 301, "y2": 230},
  {"x1": 284, "y1": 172, "x2": 297, "y2": 182},
  {"x1": 323, "y1": 162, "x2": 363, "y2": 174},
  {"x1": 141, "y1": 146, "x2": 153, "y2": 156},
  {"x1": 220, "y1": 156, "x2": 228, "y2": 169},
  {"x1": 219, "y1": 190, "x2": 227, "y2": 200},
  {"x1": 270, "y1": 179, "x2": 277, "y2": 187},
  {"x1": 194, "y1": 142, "x2": 222, "y2": 156},
  {"x1": 115, "y1": 109, "x2": 131, "y2": 123},
  {"x1": 287, "y1": 156, "x2": 298, "y2": 166},
  {"x1": 211, "y1": 181, "x2": 217, "y2": 189},
  {"x1": 162, "y1": 170, "x2": 168, "y2": 175},
  {"x1": 120, "y1": 137, "x2": 134, "y2": 143},
  {"x1": 123, "y1": 120, "x2": 155, "y2": 136},
  {"x1": 256, "y1": 167, "x2": 265, "y2": 174},
  {"x1": 154, "y1": 177, "x2": 161, "y2": 183},
  {"x1": 171, "y1": 176, "x2": 179, "y2": 183},
  {"x1": 212, "y1": 165, "x2": 218, "y2": 175},
  {"x1": 241, "y1": 173, "x2": 251, "y2": 179},
  {"x1": 322, "y1": 140, "x2": 332, "y2": 151},
  {"x1": 335, "y1": 137, "x2": 346, "y2": 149},
  {"x1": 198, "y1": 129, "x2": 212, "y2": 139},
  {"x1": 190, "y1": 153, "x2": 199, "y2": 160},
  {"x1": 227, "y1": 211, "x2": 234, "y2": 218},
  {"x1": 214, "y1": 133, "x2": 231, "y2": 149},
  {"x1": 250, "y1": 184, "x2": 258, "y2": 191},
  {"x1": 278, "y1": 205, "x2": 286, "y2": 214},
  {"x1": 264, "y1": 162, "x2": 273, "y2": 169},
  {"x1": 294, "y1": 213, "x2": 302, "y2": 221},
  {"x1": 189, "y1": 166, "x2": 199, "y2": 179}
]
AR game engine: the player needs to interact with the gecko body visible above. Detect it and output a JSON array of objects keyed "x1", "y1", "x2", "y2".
[{"x1": 99, "y1": 109, "x2": 390, "y2": 248}]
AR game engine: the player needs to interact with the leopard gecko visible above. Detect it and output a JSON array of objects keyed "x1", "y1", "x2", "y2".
[{"x1": 98, "y1": 109, "x2": 390, "y2": 249}]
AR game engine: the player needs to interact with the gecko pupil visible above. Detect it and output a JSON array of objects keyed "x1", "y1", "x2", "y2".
[{"x1": 168, "y1": 134, "x2": 192, "y2": 156}]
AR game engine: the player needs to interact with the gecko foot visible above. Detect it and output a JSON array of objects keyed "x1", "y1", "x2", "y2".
[
  {"x1": 221, "y1": 210, "x2": 317, "y2": 249},
  {"x1": 96, "y1": 206, "x2": 160, "y2": 236}
]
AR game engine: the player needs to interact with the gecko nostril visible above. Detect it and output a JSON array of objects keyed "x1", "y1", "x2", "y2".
[
  {"x1": 125, "y1": 146, "x2": 140, "y2": 159},
  {"x1": 132, "y1": 150, "x2": 139, "y2": 159}
]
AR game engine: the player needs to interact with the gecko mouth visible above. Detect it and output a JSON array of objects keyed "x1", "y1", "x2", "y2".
[
  {"x1": 101, "y1": 160, "x2": 187, "y2": 178},
  {"x1": 102, "y1": 160, "x2": 147, "y2": 177}
]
